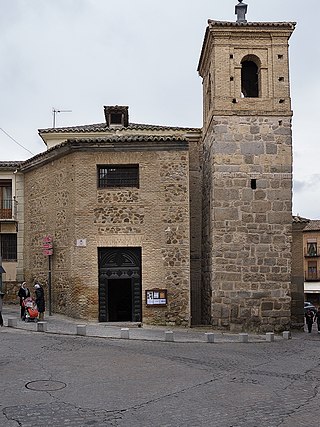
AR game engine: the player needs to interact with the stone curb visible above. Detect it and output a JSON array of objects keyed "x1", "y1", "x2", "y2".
[{"x1": 2, "y1": 316, "x2": 293, "y2": 344}]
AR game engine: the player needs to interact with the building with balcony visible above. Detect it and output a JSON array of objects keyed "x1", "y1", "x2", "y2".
[
  {"x1": 303, "y1": 220, "x2": 320, "y2": 305},
  {"x1": 0, "y1": 162, "x2": 24, "y2": 296}
]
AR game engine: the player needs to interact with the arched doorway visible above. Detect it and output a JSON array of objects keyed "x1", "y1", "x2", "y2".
[{"x1": 98, "y1": 247, "x2": 142, "y2": 322}]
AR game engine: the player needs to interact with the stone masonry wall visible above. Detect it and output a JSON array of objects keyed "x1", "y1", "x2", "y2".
[
  {"x1": 24, "y1": 149, "x2": 190, "y2": 325},
  {"x1": 24, "y1": 158, "x2": 76, "y2": 314},
  {"x1": 202, "y1": 115, "x2": 292, "y2": 332}
]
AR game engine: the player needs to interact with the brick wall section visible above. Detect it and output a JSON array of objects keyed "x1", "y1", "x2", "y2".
[
  {"x1": 198, "y1": 22, "x2": 295, "y2": 127},
  {"x1": 24, "y1": 149, "x2": 191, "y2": 325}
]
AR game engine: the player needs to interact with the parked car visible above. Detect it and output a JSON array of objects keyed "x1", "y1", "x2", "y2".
[{"x1": 304, "y1": 302, "x2": 317, "y2": 314}]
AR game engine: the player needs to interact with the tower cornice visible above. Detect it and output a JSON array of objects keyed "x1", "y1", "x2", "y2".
[{"x1": 198, "y1": 20, "x2": 296, "y2": 76}]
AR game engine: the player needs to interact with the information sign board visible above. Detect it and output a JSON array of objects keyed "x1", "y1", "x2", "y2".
[{"x1": 146, "y1": 289, "x2": 167, "y2": 306}]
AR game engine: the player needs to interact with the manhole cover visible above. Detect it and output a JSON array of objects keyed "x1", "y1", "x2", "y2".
[{"x1": 25, "y1": 380, "x2": 66, "y2": 391}]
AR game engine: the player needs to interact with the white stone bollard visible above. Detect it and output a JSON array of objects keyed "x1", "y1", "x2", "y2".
[
  {"x1": 121, "y1": 328, "x2": 130, "y2": 339},
  {"x1": 7, "y1": 318, "x2": 17, "y2": 328},
  {"x1": 266, "y1": 332, "x2": 275, "y2": 342},
  {"x1": 76, "y1": 324, "x2": 87, "y2": 336},
  {"x1": 239, "y1": 333, "x2": 248, "y2": 343},
  {"x1": 37, "y1": 321, "x2": 47, "y2": 332},
  {"x1": 283, "y1": 331, "x2": 291, "y2": 340},
  {"x1": 205, "y1": 333, "x2": 215, "y2": 343},
  {"x1": 165, "y1": 331, "x2": 174, "y2": 342}
]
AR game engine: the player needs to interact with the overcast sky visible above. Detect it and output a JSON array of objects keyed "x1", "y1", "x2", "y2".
[{"x1": 0, "y1": 0, "x2": 319, "y2": 218}]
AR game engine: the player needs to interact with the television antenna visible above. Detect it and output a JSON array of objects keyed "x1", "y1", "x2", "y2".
[{"x1": 52, "y1": 108, "x2": 72, "y2": 128}]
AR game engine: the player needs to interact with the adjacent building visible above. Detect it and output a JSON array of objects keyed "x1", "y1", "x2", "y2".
[
  {"x1": 0, "y1": 163, "x2": 24, "y2": 298},
  {"x1": 303, "y1": 220, "x2": 320, "y2": 305}
]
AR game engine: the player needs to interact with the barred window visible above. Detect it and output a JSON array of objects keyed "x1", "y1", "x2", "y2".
[
  {"x1": 0, "y1": 234, "x2": 17, "y2": 261},
  {"x1": 98, "y1": 165, "x2": 139, "y2": 188}
]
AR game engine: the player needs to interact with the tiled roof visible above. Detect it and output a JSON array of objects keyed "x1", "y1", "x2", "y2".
[
  {"x1": 0, "y1": 161, "x2": 22, "y2": 170},
  {"x1": 292, "y1": 215, "x2": 310, "y2": 224},
  {"x1": 20, "y1": 135, "x2": 189, "y2": 171},
  {"x1": 208, "y1": 20, "x2": 296, "y2": 29},
  {"x1": 303, "y1": 220, "x2": 320, "y2": 231},
  {"x1": 67, "y1": 135, "x2": 187, "y2": 143},
  {"x1": 39, "y1": 122, "x2": 201, "y2": 134}
]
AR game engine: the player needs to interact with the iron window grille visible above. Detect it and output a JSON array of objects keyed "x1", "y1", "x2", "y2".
[
  {"x1": 98, "y1": 165, "x2": 139, "y2": 188},
  {"x1": 0, "y1": 233, "x2": 17, "y2": 261}
]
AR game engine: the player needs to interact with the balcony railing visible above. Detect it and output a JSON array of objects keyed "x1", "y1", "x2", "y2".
[
  {"x1": 0, "y1": 198, "x2": 17, "y2": 220},
  {"x1": 304, "y1": 248, "x2": 319, "y2": 257},
  {"x1": 305, "y1": 271, "x2": 320, "y2": 281}
]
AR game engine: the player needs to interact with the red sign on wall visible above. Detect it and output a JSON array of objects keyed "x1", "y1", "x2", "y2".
[
  {"x1": 43, "y1": 249, "x2": 53, "y2": 256},
  {"x1": 43, "y1": 235, "x2": 53, "y2": 256}
]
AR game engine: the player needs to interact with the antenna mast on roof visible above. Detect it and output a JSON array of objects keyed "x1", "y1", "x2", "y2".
[{"x1": 52, "y1": 108, "x2": 72, "y2": 128}]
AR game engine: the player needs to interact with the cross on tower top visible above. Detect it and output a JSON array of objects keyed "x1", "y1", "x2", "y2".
[{"x1": 235, "y1": 0, "x2": 248, "y2": 23}]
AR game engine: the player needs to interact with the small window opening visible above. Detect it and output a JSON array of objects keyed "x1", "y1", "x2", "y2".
[
  {"x1": 230, "y1": 76, "x2": 234, "y2": 81},
  {"x1": 278, "y1": 54, "x2": 284, "y2": 59},
  {"x1": 251, "y1": 179, "x2": 257, "y2": 190},
  {"x1": 241, "y1": 60, "x2": 259, "y2": 97},
  {"x1": 279, "y1": 99, "x2": 285, "y2": 104},
  {"x1": 279, "y1": 120, "x2": 283, "y2": 126},
  {"x1": 232, "y1": 98, "x2": 237, "y2": 104},
  {"x1": 110, "y1": 113, "x2": 123, "y2": 125},
  {"x1": 278, "y1": 77, "x2": 284, "y2": 82},
  {"x1": 207, "y1": 74, "x2": 212, "y2": 111},
  {"x1": 230, "y1": 54, "x2": 234, "y2": 59}
]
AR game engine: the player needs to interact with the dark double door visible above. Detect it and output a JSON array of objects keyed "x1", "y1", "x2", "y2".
[{"x1": 98, "y1": 247, "x2": 142, "y2": 322}]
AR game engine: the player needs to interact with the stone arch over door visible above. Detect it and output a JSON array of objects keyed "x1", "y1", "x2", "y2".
[{"x1": 98, "y1": 247, "x2": 142, "y2": 322}]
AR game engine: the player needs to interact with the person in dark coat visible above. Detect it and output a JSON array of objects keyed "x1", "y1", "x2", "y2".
[
  {"x1": 18, "y1": 282, "x2": 30, "y2": 319},
  {"x1": 305, "y1": 308, "x2": 314, "y2": 333},
  {"x1": 315, "y1": 307, "x2": 320, "y2": 334},
  {"x1": 34, "y1": 282, "x2": 45, "y2": 320},
  {"x1": 0, "y1": 291, "x2": 4, "y2": 327}
]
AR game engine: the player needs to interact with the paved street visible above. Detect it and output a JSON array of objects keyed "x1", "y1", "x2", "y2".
[{"x1": 1, "y1": 308, "x2": 320, "y2": 426}]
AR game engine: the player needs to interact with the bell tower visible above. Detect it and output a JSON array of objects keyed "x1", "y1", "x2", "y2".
[{"x1": 198, "y1": 2, "x2": 296, "y2": 331}]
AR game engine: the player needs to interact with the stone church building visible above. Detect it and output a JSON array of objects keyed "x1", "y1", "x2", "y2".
[{"x1": 0, "y1": 3, "x2": 298, "y2": 331}]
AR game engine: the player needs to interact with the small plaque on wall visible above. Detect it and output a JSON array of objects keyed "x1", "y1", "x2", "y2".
[
  {"x1": 146, "y1": 289, "x2": 167, "y2": 306},
  {"x1": 76, "y1": 239, "x2": 87, "y2": 247}
]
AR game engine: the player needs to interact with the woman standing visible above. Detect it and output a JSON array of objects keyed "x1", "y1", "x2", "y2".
[
  {"x1": 18, "y1": 282, "x2": 30, "y2": 320},
  {"x1": 34, "y1": 282, "x2": 45, "y2": 321}
]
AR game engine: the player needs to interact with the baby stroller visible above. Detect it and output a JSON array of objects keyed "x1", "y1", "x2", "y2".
[{"x1": 22, "y1": 297, "x2": 38, "y2": 322}]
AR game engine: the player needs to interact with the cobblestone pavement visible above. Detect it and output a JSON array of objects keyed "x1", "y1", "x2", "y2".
[{"x1": 1, "y1": 306, "x2": 319, "y2": 426}]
